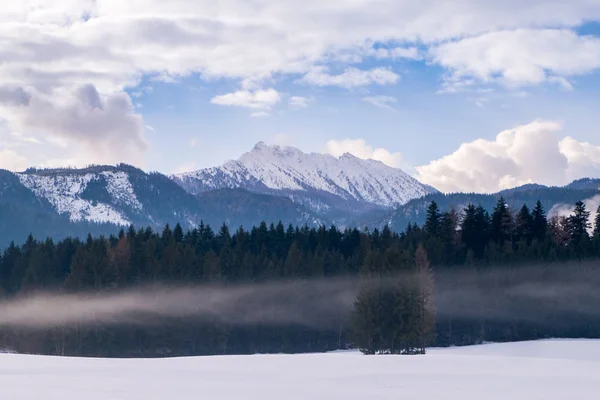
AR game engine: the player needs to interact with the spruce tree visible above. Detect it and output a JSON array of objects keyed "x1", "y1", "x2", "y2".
[
  {"x1": 531, "y1": 200, "x2": 548, "y2": 241},
  {"x1": 566, "y1": 201, "x2": 591, "y2": 251},
  {"x1": 491, "y1": 197, "x2": 513, "y2": 246},
  {"x1": 461, "y1": 204, "x2": 490, "y2": 258},
  {"x1": 424, "y1": 201, "x2": 441, "y2": 238},
  {"x1": 515, "y1": 204, "x2": 534, "y2": 244}
]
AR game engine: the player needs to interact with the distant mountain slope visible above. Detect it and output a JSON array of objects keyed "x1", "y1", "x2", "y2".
[
  {"x1": 383, "y1": 185, "x2": 600, "y2": 231},
  {"x1": 195, "y1": 188, "x2": 326, "y2": 228},
  {"x1": 565, "y1": 178, "x2": 600, "y2": 190},
  {"x1": 3, "y1": 158, "x2": 599, "y2": 249},
  {"x1": 1, "y1": 165, "x2": 325, "y2": 248},
  {"x1": 172, "y1": 142, "x2": 438, "y2": 219},
  {"x1": 0, "y1": 169, "x2": 118, "y2": 247}
]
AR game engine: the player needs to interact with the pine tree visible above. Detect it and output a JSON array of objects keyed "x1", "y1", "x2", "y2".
[
  {"x1": 491, "y1": 197, "x2": 513, "y2": 246},
  {"x1": 531, "y1": 200, "x2": 548, "y2": 242},
  {"x1": 424, "y1": 201, "x2": 441, "y2": 238},
  {"x1": 173, "y1": 223, "x2": 184, "y2": 243},
  {"x1": 515, "y1": 204, "x2": 534, "y2": 244},
  {"x1": 461, "y1": 204, "x2": 490, "y2": 258},
  {"x1": 566, "y1": 201, "x2": 591, "y2": 252}
]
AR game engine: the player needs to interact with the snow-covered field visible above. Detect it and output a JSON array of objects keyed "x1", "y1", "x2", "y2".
[{"x1": 2, "y1": 340, "x2": 600, "y2": 399}]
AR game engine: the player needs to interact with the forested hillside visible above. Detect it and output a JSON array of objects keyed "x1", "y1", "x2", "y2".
[
  {"x1": 386, "y1": 186, "x2": 600, "y2": 231},
  {"x1": 1, "y1": 198, "x2": 600, "y2": 357}
]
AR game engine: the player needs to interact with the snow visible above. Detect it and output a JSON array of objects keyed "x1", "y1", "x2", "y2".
[
  {"x1": 17, "y1": 170, "x2": 142, "y2": 226},
  {"x1": 2, "y1": 339, "x2": 600, "y2": 399},
  {"x1": 175, "y1": 142, "x2": 437, "y2": 207}
]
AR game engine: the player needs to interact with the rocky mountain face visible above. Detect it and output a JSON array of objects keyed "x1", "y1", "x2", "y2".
[{"x1": 172, "y1": 142, "x2": 438, "y2": 222}]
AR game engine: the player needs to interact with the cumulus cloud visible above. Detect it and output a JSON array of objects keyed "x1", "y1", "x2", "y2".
[
  {"x1": 0, "y1": 84, "x2": 147, "y2": 167},
  {"x1": 416, "y1": 121, "x2": 600, "y2": 193},
  {"x1": 325, "y1": 139, "x2": 404, "y2": 168},
  {"x1": 362, "y1": 95, "x2": 397, "y2": 111},
  {"x1": 0, "y1": 148, "x2": 28, "y2": 171},
  {"x1": 430, "y1": 29, "x2": 600, "y2": 89},
  {"x1": 300, "y1": 67, "x2": 399, "y2": 88},
  {"x1": 211, "y1": 89, "x2": 281, "y2": 110}
]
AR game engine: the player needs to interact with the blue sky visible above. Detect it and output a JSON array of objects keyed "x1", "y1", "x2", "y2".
[{"x1": 0, "y1": 2, "x2": 599, "y2": 192}]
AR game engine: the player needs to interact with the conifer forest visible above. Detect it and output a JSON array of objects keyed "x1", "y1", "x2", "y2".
[{"x1": 1, "y1": 198, "x2": 600, "y2": 357}]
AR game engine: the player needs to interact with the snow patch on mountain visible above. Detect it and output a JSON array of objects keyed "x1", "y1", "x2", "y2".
[
  {"x1": 174, "y1": 142, "x2": 437, "y2": 207},
  {"x1": 102, "y1": 171, "x2": 143, "y2": 212},
  {"x1": 17, "y1": 171, "x2": 141, "y2": 226}
]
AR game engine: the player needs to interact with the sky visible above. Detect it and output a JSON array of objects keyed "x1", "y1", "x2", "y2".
[{"x1": 0, "y1": 1, "x2": 599, "y2": 193}]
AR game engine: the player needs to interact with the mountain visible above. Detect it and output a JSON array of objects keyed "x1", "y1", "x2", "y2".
[
  {"x1": 3, "y1": 142, "x2": 599, "y2": 249},
  {"x1": 565, "y1": 178, "x2": 600, "y2": 190},
  {"x1": 0, "y1": 164, "x2": 324, "y2": 248},
  {"x1": 383, "y1": 185, "x2": 600, "y2": 231},
  {"x1": 0, "y1": 169, "x2": 119, "y2": 247},
  {"x1": 172, "y1": 142, "x2": 437, "y2": 222}
]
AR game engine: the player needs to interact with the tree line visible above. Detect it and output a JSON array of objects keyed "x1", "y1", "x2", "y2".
[{"x1": 0, "y1": 198, "x2": 599, "y2": 356}]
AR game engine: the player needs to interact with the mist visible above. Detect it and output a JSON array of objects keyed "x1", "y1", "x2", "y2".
[
  {"x1": 548, "y1": 194, "x2": 600, "y2": 232},
  {"x1": 0, "y1": 278, "x2": 358, "y2": 330},
  {"x1": 1, "y1": 261, "x2": 600, "y2": 330}
]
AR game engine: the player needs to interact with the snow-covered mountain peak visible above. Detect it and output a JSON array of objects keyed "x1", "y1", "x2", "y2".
[{"x1": 173, "y1": 142, "x2": 438, "y2": 208}]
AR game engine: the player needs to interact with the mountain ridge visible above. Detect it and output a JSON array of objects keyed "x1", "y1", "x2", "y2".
[
  {"x1": 172, "y1": 142, "x2": 438, "y2": 220},
  {"x1": 2, "y1": 143, "x2": 599, "y2": 249}
]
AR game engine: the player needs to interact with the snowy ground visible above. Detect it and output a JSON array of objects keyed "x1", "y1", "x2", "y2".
[{"x1": 2, "y1": 339, "x2": 600, "y2": 399}]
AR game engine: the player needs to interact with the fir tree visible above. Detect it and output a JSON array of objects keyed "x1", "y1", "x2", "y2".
[
  {"x1": 531, "y1": 200, "x2": 548, "y2": 242},
  {"x1": 566, "y1": 201, "x2": 591, "y2": 251},
  {"x1": 461, "y1": 204, "x2": 490, "y2": 258},
  {"x1": 424, "y1": 201, "x2": 441, "y2": 238},
  {"x1": 491, "y1": 197, "x2": 513, "y2": 246},
  {"x1": 515, "y1": 204, "x2": 534, "y2": 244}
]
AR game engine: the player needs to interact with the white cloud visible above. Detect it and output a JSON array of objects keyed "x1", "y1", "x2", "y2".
[
  {"x1": 362, "y1": 95, "x2": 397, "y2": 111},
  {"x1": 300, "y1": 67, "x2": 399, "y2": 88},
  {"x1": 0, "y1": 84, "x2": 147, "y2": 168},
  {"x1": 211, "y1": 89, "x2": 281, "y2": 110},
  {"x1": 0, "y1": 148, "x2": 27, "y2": 171},
  {"x1": 430, "y1": 29, "x2": 600, "y2": 89},
  {"x1": 0, "y1": 2, "x2": 599, "y2": 167},
  {"x1": 416, "y1": 121, "x2": 600, "y2": 193},
  {"x1": 288, "y1": 96, "x2": 312, "y2": 109},
  {"x1": 325, "y1": 139, "x2": 404, "y2": 168}
]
